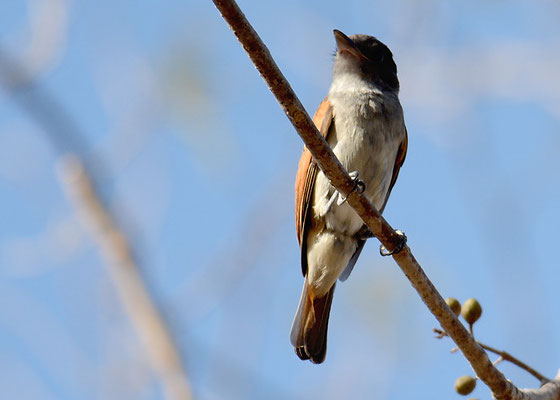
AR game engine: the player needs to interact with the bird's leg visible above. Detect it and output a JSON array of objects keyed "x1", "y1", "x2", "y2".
[
  {"x1": 317, "y1": 171, "x2": 365, "y2": 217},
  {"x1": 317, "y1": 190, "x2": 339, "y2": 218}
]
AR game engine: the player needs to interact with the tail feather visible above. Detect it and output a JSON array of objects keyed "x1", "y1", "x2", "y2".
[{"x1": 290, "y1": 281, "x2": 336, "y2": 364}]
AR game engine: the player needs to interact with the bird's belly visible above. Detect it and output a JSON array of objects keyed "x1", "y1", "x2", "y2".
[{"x1": 312, "y1": 122, "x2": 400, "y2": 235}]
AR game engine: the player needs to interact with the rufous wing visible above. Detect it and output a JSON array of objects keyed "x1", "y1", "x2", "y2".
[{"x1": 294, "y1": 98, "x2": 333, "y2": 276}]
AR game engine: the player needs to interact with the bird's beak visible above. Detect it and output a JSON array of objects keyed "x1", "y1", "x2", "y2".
[{"x1": 333, "y1": 29, "x2": 366, "y2": 60}]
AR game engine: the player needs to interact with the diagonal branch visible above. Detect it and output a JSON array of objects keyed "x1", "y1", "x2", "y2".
[
  {"x1": 210, "y1": 1, "x2": 560, "y2": 399},
  {"x1": 480, "y1": 343, "x2": 550, "y2": 385}
]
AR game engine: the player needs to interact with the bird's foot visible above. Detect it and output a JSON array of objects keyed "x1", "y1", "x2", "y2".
[
  {"x1": 317, "y1": 171, "x2": 364, "y2": 217},
  {"x1": 380, "y1": 230, "x2": 407, "y2": 256},
  {"x1": 336, "y1": 171, "x2": 365, "y2": 205}
]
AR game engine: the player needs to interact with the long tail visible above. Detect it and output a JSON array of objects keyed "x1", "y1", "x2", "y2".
[{"x1": 290, "y1": 280, "x2": 336, "y2": 364}]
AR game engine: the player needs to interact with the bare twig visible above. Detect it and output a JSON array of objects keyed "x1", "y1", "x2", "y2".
[
  {"x1": 434, "y1": 328, "x2": 551, "y2": 385},
  {"x1": 479, "y1": 343, "x2": 551, "y2": 386},
  {"x1": 494, "y1": 356, "x2": 505, "y2": 367},
  {"x1": 211, "y1": 1, "x2": 560, "y2": 399}
]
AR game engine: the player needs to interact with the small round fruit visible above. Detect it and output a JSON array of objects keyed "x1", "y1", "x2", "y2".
[
  {"x1": 445, "y1": 297, "x2": 461, "y2": 316},
  {"x1": 455, "y1": 375, "x2": 476, "y2": 395},
  {"x1": 462, "y1": 298, "x2": 482, "y2": 325}
]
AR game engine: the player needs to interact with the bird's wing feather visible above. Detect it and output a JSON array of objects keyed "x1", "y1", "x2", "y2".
[
  {"x1": 295, "y1": 98, "x2": 333, "y2": 276},
  {"x1": 380, "y1": 125, "x2": 408, "y2": 213}
]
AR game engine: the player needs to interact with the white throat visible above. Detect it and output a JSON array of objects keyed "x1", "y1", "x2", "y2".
[{"x1": 328, "y1": 72, "x2": 383, "y2": 98}]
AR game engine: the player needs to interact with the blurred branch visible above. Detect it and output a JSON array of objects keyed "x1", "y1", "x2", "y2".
[
  {"x1": 0, "y1": 48, "x2": 89, "y2": 156},
  {"x1": 0, "y1": 48, "x2": 193, "y2": 400},
  {"x1": 210, "y1": 1, "x2": 560, "y2": 399},
  {"x1": 57, "y1": 156, "x2": 193, "y2": 400}
]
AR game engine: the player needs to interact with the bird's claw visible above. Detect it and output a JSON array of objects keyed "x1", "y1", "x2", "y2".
[
  {"x1": 318, "y1": 171, "x2": 365, "y2": 217},
  {"x1": 380, "y1": 230, "x2": 407, "y2": 256},
  {"x1": 337, "y1": 171, "x2": 365, "y2": 205}
]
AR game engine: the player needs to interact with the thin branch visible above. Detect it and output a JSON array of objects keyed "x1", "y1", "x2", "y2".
[
  {"x1": 211, "y1": 1, "x2": 560, "y2": 399},
  {"x1": 494, "y1": 356, "x2": 505, "y2": 367},
  {"x1": 434, "y1": 328, "x2": 551, "y2": 385},
  {"x1": 479, "y1": 343, "x2": 551, "y2": 386}
]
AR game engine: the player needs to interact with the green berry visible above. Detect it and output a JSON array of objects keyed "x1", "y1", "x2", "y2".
[
  {"x1": 455, "y1": 375, "x2": 476, "y2": 395},
  {"x1": 445, "y1": 297, "x2": 461, "y2": 316},
  {"x1": 462, "y1": 298, "x2": 482, "y2": 325}
]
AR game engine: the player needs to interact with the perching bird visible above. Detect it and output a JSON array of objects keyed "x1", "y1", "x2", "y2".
[{"x1": 290, "y1": 30, "x2": 408, "y2": 364}]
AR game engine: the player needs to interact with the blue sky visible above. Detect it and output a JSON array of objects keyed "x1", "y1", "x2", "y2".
[{"x1": 1, "y1": 1, "x2": 559, "y2": 399}]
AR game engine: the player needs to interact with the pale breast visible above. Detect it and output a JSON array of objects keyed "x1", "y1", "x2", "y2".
[{"x1": 312, "y1": 88, "x2": 405, "y2": 235}]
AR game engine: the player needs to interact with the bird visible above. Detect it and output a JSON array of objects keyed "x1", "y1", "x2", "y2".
[{"x1": 290, "y1": 29, "x2": 408, "y2": 364}]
